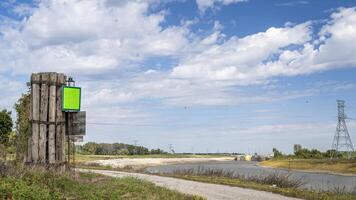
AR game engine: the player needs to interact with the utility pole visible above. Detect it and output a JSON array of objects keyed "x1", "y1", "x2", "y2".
[{"x1": 331, "y1": 100, "x2": 354, "y2": 158}]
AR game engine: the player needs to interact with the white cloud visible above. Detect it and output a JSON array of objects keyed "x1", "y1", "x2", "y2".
[
  {"x1": 172, "y1": 7, "x2": 356, "y2": 87},
  {"x1": 275, "y1": 1, "x2": 309, "y2": 7},
  {"x1": 0, "y1": 0, "x2": 189, "y2": 74},
  {"x1": 1, "y1": 2, "x2": 356, "y2": 109},
  {"x1": 196, "y1": 0, "x2": 247, "y2": 13},
  {"x1": 0, "y1": 75, "x2": 25, "y2": 110},
  {"x1": 172, "y1": 22, "x2": 312, "y2": 83},
  {"x1": 314, "y1": 7, "x2": 356, "y2": 68}
]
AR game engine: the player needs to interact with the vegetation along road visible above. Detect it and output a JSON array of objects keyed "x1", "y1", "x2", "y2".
[{"x1": 78, "y1": 169, "x2": 301, "y2": 200}]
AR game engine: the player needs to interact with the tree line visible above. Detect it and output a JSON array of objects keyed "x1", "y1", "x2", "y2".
[
  {"x1": 0, "y1": 93, "x2": 30, "y2": 161},
  {"x1": 272, "y1": 144, "x2": 350, "y2": 159},
  {"x1": 76, "y1": 142, "x2": 167, "y2": 155}
]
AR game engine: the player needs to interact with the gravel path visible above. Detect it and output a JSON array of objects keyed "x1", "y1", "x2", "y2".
[{"x1": 78, "y1": 169, "x2": 302, "y2": 200}]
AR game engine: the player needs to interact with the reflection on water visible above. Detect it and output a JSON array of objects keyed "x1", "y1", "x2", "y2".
[{"x1": 146, "y1": 161, "x2": 356, "y2": 192}]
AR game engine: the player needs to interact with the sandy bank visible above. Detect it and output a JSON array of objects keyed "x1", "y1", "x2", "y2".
[{"x1": 86, "y1": 157, "x2": 233, "y2": 169}]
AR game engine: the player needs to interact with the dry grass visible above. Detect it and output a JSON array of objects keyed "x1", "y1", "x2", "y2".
[
  {"x1": 156, "y1": 166, "x2": 356, "y2": 200},
  {"x1": 261, "y1": 159, "x2": 356, "y2": 175},
  {"x1": 170, "y1": 166, "x2": 305, "y2": 189}
]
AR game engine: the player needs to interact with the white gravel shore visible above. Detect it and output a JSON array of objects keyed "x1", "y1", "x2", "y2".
[{"x1": 86, "y1": 157, "x2": 233, "y2": 169}]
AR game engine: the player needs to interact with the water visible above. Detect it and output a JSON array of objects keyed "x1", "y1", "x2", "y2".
[{"x1": 146, "y1": 161, "x2": 356, "y2": 192}]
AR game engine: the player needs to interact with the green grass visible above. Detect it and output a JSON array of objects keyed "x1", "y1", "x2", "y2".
[
  {"x1": 0, "y1": 154, "x2": 16, "y2": 161},
  {"x1": 0, "y1": 165, "x2": 203, "y2": 200},
  {"x1": 166, "y1": 174, "x2": 356, "y2": 200},
  {"x1": 75, "y1": 154, "x2": 230, "y2": 164},
  {"x1": 261, "y1": 159, "x2": 356, "y2": 175}
]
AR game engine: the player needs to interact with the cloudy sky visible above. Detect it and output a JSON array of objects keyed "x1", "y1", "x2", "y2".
[{"x1": 1, "y1": 0, "x2": 356, "y2": 154}]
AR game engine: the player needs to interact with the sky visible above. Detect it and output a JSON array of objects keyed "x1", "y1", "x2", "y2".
[{"x1": 1, "y1": 0, "x2": 356, "y2": 154}]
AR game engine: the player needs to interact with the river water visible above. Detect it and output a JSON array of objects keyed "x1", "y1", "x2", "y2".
[{"x1": 146, "y1": 161, "x2": 356, "y2": 192}]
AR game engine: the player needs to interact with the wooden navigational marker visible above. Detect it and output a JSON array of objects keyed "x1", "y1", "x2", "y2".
[{"x1": 26, "y1": 72, "x2": 85, "y2": 170}]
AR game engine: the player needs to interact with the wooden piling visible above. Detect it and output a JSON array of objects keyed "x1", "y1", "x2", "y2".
[
  {"x1": 39, "y1": 73, "x2": 49, "y2": 163},
  {"x1": 62, "y1": 76, "x2": 67, "y2": 163},
  {"x1": 27, "y1": 72, "x2": 77, "y2": 170},
  {"x1": 48, "y1": 73, "x2": 57, "y2": 164},
  {"x1": 31, "y1": 73, "x2": 40, "y2": 163},
  {"x1": 56, "y1": 74, "x2": 65, "y2": 163}
]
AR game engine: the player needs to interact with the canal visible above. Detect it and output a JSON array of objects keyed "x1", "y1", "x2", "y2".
[{"x1": 146, "y1": 161, "x2": 356, "y2": 192}]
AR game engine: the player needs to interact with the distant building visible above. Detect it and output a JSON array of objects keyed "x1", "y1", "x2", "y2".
[
  {"x1": 242, "y1": 154, "x2": 252, "y2": 161},
  {"x1": 234, "y1": 154, "x2": 245, "y2": 161}
]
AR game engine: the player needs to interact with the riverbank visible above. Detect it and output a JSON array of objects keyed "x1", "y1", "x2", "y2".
[
  {"x1": 82, "y1": 156, "x2": 233, "y2": 170},
  {"x1": 161, "y1": 173, "x2": 355, "y2": 200},
  {"x1": 260, "y1": 159, "x2": 356, "y2": 175},
  {"x1": 145, "y1": 161, "x2": 356, "y2": 193},
  {"x1": 79, "y1": 168, "x2": 302, "y2": 200},
  {"x1": 76, "y1": 154, "x2": 231, "y2": 163}
]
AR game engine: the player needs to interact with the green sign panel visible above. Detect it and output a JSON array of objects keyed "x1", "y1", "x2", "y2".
[{"x1": 62, "y1": 86, "x2": 81, "y2": 112}]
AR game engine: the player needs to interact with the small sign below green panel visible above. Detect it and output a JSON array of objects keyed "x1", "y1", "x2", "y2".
[{"x1": 62, "y1": 86, "x2": 81, "y2": 112}]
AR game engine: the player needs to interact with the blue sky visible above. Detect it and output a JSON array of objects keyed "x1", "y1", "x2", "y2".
[{"x1": 1, "y1": 0, "x2": 356, "y2": 154}]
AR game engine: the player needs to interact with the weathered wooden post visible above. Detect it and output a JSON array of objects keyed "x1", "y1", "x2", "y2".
[
  {"x1": 56, "y1": 74, "x2": 66, "y2": 163},
  {"x1": 26, "y1": 72, "x2": 85, "y2": 170},
  {"x1": 48, "y1": 73, "x2": 57, "y2": 164},
  {"x1": 31, "y1": 73, "x2": 40, "y2": 163},
  {"x1": 26, "y1": 72, "x2": 68, "y2": 169},
  {"x1": 39, "y1": 73, "x2": 48, "y2": 163}
]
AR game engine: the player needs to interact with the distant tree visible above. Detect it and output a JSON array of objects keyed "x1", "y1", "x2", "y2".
[
  {"x1": 293, "y1": 144, "x2": 302, "y2": 154},
  {"x1": 78, "y1": 142, "x2": 165, "y2": 156},
  {"x1": 0, "y1": 109, "x2": 13, "y2": 159},
  {"x1": 0, "y1": 110, "x2": 13, "y2": 145},
  {"x1": 151, "y1": 148, "x2": 167, "y2": 154},
  {"x1": 325, "y1": 149, "x2": 343, "y2": 158},
  {"x1": 14, "y1": 93, "x2": 31, "y2": 162},
  {"x1": 117, "y1": 148, "x2": 129, "y2": 155},
  {"x1": 272, "y1": 147, "x2": 283, "y2": 158},
  {"x1": 294, "y1": 146, "x2": 324, "y2": 159},
  {"x1": 82, "y1": 142, "x2": 99, "y2": 154}
]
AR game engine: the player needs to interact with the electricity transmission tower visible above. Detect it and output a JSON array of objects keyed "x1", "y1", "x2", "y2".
[{"x1": 331, "y1": 100, "x2": 354, "y2": 158}]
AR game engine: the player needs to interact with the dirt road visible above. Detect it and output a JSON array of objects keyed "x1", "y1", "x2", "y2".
[{"x1": 78, "y1": 169, "x2": 301, "y2": 200}]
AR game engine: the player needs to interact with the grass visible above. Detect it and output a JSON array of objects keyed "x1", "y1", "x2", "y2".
[
  {"x1": 154, "y1": 167, "x2": 356, "y2": 200},
  {"x1": 75, "y1": 154, "x2": 230, "y2": 164},
  {"x1": 0, "y1": 162, "x2": 203, "y2": 200},
  {"x1": 77, "y1": 162, "x2": 137, "y2": 172},
  {"x1": 260, "y1": 159, "x2": 356, "y2": 175},
  {"x1": 170, "y1": 167, "x2": 305, "y2": 188}
]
